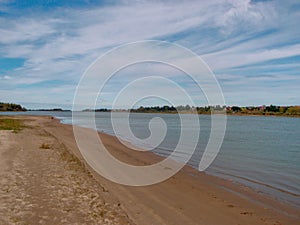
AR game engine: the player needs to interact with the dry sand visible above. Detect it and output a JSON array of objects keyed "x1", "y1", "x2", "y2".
[{"x1": 0, "y1": 115, "x2": 299, "y2": 225}]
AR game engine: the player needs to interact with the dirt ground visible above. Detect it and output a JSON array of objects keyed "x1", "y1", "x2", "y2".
[{"x1": 0, "y1": 116, "x2": 132, "y2": 224}]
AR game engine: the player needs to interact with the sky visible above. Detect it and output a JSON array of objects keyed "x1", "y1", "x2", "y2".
[{"x1": 0, "y1": 0, "x2": 300, "y2": 109}]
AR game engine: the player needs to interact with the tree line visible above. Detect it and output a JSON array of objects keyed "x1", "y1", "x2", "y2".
[
  {"x1": 3, "y1": 101, "x2": 296, "y2": 116},
  {"x1": 0, "y1": 102, "x2": 27, "y2": 111},
  {"x1": 85, "y1": 104, "x2": 300, "y2": 116},
  {"x1": 226, "y1": 105, "x2": 300, "y2": 116},
  {"x1": 130, "y1": 104, "x2": 300, "y2": 116},
  {"x1": 130, "y1": 105, "x2": 225, "y2": 114}
]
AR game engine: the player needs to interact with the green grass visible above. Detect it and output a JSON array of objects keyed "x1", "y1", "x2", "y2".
[{"x1": 0, "y1": 118, "x2": 24, "y2": 132}]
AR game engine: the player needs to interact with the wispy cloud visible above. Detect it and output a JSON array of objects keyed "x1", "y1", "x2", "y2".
[{"x1": 0, "y1": 0, "x2": 299, "y2": 108}]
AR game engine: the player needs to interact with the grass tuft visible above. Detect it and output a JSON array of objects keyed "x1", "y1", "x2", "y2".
[
  {"x1": 0, "y1": 118, "x2": 24, "y2": 132},
  {"x1": 40, "y1": 143, "x2": 51, "y2": 149}
]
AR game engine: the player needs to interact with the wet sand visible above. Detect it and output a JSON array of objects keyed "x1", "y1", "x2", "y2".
[{"x1": 0, "y1": 115, "x2": 299, "y2": 224}]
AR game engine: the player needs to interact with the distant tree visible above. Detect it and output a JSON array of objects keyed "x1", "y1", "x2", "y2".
[
  {"x1": 0, "y1": 102, "x2": 26, "y2": 111},
  {"x1": 185, "y1": 105, "x2": 191, "y2": 110},
  {"x1": 279, "y1": 106, "x2": 288, "y2": 114},
  {"x1": 176, "y1": 105, "x2": 185, "y2": 111},
  {"x1": 231, "y1": 106, "x2": 241, "y2": 112},
  {"x1": 286, "y1": 106, "x2": 300, "y2": 115},
  {"x1": 266, "y1": 105, "x2": 279, "y2": 112}
]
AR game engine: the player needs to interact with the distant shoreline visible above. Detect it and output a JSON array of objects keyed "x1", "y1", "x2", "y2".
[
  {"x1": 1, "y1": 101, "x2": 300, "y2": 118},
  {"x1": 83, "y1": 104, "x2": 300, "y2": 117},
  {"x1": 225, "y1": 112, "x2": 300, "y2": 118},
  {"x1": 1, "y1": 109, "x2": 300, "y2": 118}
]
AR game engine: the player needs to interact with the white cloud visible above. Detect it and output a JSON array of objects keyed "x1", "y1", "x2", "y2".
[
  {"x1": 1, "y1": 75, "x2": 11, "y2": 80},
  {"x1": 203, "y1": 43, "x2": 300, "y2": 71},
  {"x1": 0, "y1": 19, "x2": 59, "y2": 44},
  {"x1": 216, "y1": 0, "x2": 277, "y2": 34},
  {"x1": 0, "y1": 0, "x2": 299, "y2": 107}
]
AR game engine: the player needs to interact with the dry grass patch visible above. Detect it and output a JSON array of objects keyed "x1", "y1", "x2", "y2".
[
  {"x1": 40, "y1": 143, "x2": 51, "y2": 149},
  {"x1": 0, "y1": 117, "x2": 24, "y2": 132}
]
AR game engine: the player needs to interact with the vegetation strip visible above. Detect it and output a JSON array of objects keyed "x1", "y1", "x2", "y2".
[{"x1": 0, "y1": 117, "x2": 24, "y2": 132}]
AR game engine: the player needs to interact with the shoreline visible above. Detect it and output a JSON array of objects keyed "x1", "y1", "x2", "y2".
[
  {"x1": 1, "y1": 115, "x2": 299, "y2": 224},
  {"x1": 2, "y1": 110, "x2": 300, "y2": 119},
  {"x1": 66, "y1": 117, "x2": 300, "y2": 211},
  {"x1": 61, "y1": 112, "x2": 300, "y2": 209}
]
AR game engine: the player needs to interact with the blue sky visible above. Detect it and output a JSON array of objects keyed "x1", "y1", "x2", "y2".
[{"x1": 0, "y1": 0, "x2": 299, "y2": 109}]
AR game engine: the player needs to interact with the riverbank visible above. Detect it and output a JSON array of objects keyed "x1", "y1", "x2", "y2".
[{"x1": 0, "y1": 115, "x2": 299, "y2": 224}]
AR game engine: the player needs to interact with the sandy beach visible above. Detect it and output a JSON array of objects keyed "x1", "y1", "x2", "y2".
[{"x1": 0, "y1": 115, "x2": 299, "y2": 225}]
